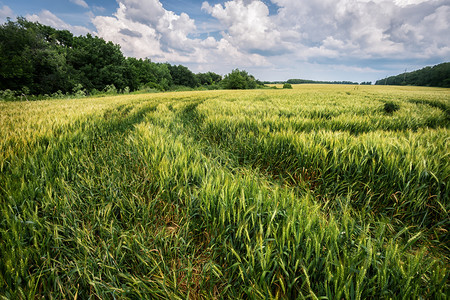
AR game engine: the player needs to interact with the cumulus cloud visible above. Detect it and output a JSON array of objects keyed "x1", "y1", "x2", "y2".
[
  {"x1": 119, "y1": 28, "x2": 143, "y2": 38},
  {"x1": 26, "y1": 10, "x2": 91, "y2": 36},
  {"x1": 92, "y1": 0, "x2": 269, "y2": 72},
  {"x1": 394, "y1": 0, "x2": 431, "y2": 6},
  {"x1": 88, "y1": 0, "x2": 449, "y2": 80},
  {"x1": 70, "y1": 0, "x2": 89, "y2": 9},
  {"x1": 259, "y1": 0, "x2": 449, "y2": 60},
  {"x1": 0, "y1": 5, "x2": 14, "y2": 23},
  {"x1": 201, "y1": 0, "x2": 290, "y2": 55},
  {"x1": 92, "y1": 3, "x2": 163, "y2": 58},
  {"x1": 1, "y1": 0, "x2": 446, "y2": 81}
]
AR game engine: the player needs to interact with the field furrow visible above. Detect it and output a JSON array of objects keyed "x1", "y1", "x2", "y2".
[{"x1": 1, "y1": 86, "x2": 448, "y2": 298}]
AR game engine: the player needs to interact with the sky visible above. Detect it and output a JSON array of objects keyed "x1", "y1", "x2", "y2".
[{"x1": 1, "y1": 0, "x2": 449, "y2": 82}]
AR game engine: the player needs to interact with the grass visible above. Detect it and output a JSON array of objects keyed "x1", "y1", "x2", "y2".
[{"x1": 0, "y1": 85, "x2": 449, "y2": 298}]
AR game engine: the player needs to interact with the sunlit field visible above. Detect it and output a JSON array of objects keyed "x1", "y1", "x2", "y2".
[{"x1": 1, "y1": 85, "x2": 448, "y2": 298}]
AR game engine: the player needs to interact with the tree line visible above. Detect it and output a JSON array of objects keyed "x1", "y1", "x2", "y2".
[
  {"x1": 286, "y1": 79, "x2": 359, "y2": 85},
  {"x1": 0, "y1": 18, "x2": 263, "y2": 100},
  {"x1": 375, "y1": 62, "x2": 450, "y2": 87}
]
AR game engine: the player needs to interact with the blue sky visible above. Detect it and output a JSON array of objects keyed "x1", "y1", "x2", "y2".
[{"x1": 1, "y1": 0, "x2": 449, "y2": 82}]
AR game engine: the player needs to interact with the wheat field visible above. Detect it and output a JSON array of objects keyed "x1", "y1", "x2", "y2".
[{"x1": 1, "y1": 85, "x2": 448, "y2": 298}]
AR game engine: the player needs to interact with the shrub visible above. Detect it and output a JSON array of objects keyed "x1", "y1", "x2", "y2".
[
  {"x1": 206, "y1": 84, "x2": 221, "y2": 90},
  {"x1": 51, "y1": 90, "x2": 65, "y2": 99},
  {"x1": 283, "y1": 83, "x2": 293, "y2": 89},
  {"x1": 0, "y1": 89, "x2": 17, "y2": 101},
  {"x1": 143, "y1": 82, "x2": 164, "y2": 92},
  {"x1": 72, "y1": 84, "x2": 86, "y2": 97},
  {"x1": 103, "y1": 84, "x2": 117, "y2": 95}
]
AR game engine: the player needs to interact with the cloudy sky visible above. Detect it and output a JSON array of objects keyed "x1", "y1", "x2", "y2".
[{"x1": 1, "y1": 0, "x2": 449, "y2": 82}]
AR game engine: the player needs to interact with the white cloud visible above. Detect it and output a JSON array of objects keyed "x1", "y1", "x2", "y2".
[
  {"x1": 0, "y1": 5, "x2": 14, "y2": 23},
  {"x1": 87, "y1": 0, "x2": 449, "y2": 81},
  {"x1": 92, "y1": 0, "x2": 270, "y2": 73},
  {"x1": 26, "y1": 10, "x2": 91, "y2": 36},
  {"x1": 70, "y1": 0, "x2": 89, "y2": 9},
  {"x1": 394, "y1": 0, "x2": 431, "y2": 7},
  {"x1": 201, "y1": 0, "x2": 289, "y2": 54},
  {"x1": 267, "y1": 0, "x2": 450, "y2": 59},
  {"x1": 2, "y1": 0, "x2": 448, "y2": 82},
  {"x1": 92, "y1": 3, "x2": 163, "y2": 59},
  {"x1": 92, "y1": 6, "x2": 105, "y2": 13}
]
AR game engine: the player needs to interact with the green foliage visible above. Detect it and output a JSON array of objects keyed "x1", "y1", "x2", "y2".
[
  {"x1": 0, "y1": 18, "x2": 226, "y2": 98},
  {"x1": 205, "y1": 83, "x2": 221, "y2": 90},
  {"x1": 283, "y1": 83, "x2": 293, "y2": 89},
  {"x1": 0, "y1": 17, "x2": 65, "y2": 94},
  {"x1": 167, "y1": 64, "x2": 198, "y2": 88},
  {"x1": 51, "y1": 90, "x2": 65, "y2": 99},
  {"x1": 67, "y1": 34, "x2": 128, "y2": 91},
  {"x1": 221, "y1": 69, "x2": 258, "y2": 89},
  {"x1": 143, "y1": 81, "x2": 164, "y2": 92},
  {"x1": 0, "y1": 89, "x2": 16, "y2": 100},
  {"x1": 72, "y1": 83, "x2": 86, "y2": 97},
  {"x1": 196, "y1": 71, "x2": 222, "y2": 86},
  {"x1": 0, "y1": 18, "x2": 130, "y2": 95},
  {"x1": 103, "y1": 84, "x2": 117, "y2": 95},
  {"x1": 125, "y1": 58, "x2": 173, "y2": 91},
  {"x1": 375, "y1": 62, "x2": 450, "y2": 87}
]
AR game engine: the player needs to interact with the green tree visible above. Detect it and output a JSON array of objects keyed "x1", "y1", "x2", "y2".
[
  {"x1": 196, "y1": 72, "x2": 222, "y2": 85},
  {"x1": 167, "y1": 64, "x2": 198, "y2": 88},
  {"x1": 375, "y1": 63, "x2": 450, "y2": 87},
  {"x1": 221, "y1": 69, "x2": 258, "y2": 89},
  {"x1": 0, "y1": 17, "x2": 241, "y2": 97},
  {"x1": 0, "y1": 18, "x2": 78, "y2": 95},
  {"x1": 67, "y1": 34, "x2": 127, "y2": 91},
  {"x1": 154, "y1": 63, "x2": 173, "y2": 90},
  {"x1": 0, "y1": 18, "x2": 43, "y2": 93}
]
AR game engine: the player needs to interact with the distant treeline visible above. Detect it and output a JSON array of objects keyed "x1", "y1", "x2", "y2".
[
  {"x1": 287, "y1": 79, "x2": 359, "y2": 85},
  {"x1": 375, "y1": 62, "x2": 450, "y2": 87},
  {"x1": 263, "y1": 79, "x2": 361, "y2": 85},
  {"x1": 0, "y1": 18, "x2": 263, "y2": 99}
]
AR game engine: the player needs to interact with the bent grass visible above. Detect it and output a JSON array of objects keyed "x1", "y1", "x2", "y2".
[{"x1": 0, "y1": 85, "x2": 448, "y2": 298}]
